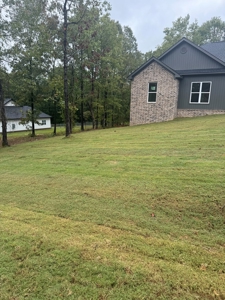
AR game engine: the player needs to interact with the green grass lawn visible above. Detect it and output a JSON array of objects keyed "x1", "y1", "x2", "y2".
[
  {"x1": 0, "y1": 115, "x2": 225, "y2": 299},
  {"x1": 0, "y1": 125, "x2": 93, "y2": 146}
]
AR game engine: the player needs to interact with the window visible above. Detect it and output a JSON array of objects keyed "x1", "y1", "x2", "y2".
[
  {"x1": 41, "y1": 120, "x2": 46, "y2": 125},
  {"x1": 148, "y1": 82, "x2": 157, "y2": 103},
  {"x1": 12, "y1": 124, "x2": 16, "y2": 130},
  {"x1": 190, "y1": 82, "x2": 211, "y2": 104}
]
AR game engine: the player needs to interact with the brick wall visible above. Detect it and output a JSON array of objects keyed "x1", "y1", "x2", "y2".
[
  {"x1": 130, "y1": 62, "x2": 179, "y2": 126},
  {"x1": 177, "y1": 109, "x2": 225, "y2": 118}
]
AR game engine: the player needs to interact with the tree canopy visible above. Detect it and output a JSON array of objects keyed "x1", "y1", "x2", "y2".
[{"x1": 145, "y1": 15, "x2": 225, "y2": 59}]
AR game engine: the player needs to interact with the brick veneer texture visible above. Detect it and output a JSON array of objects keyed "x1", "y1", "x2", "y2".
[
  {"x1": 177, "y1": 109, "x2": 225, "y2": 118},
  {"x1": 130, "y1": 62, "x2": 179, "y2": 126}
]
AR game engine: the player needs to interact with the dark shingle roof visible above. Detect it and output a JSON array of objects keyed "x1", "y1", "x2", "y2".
[
  {"x1": 2, "y1": 106, "x2": 51, "y2": 120},
  {"x1": 201, "y1": 41, "x2": 225, "y2": 62},
  {"x1": 176, "y1": 68, "x2": 225, "y2": 75}
]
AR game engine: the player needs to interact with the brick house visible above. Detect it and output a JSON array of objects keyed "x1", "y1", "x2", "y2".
[{"x1": 128, "y1": 37, "x2": 225, "y2": 125}]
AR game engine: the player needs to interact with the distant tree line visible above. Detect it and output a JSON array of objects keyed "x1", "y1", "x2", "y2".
[{"x1": 0, "y1": 0, "x2": 143, "y2": 139}]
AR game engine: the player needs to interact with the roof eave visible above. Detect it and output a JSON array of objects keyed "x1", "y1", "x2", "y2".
[{"x1": 128, "y1": 57, "x2": 181, "y2": 80}]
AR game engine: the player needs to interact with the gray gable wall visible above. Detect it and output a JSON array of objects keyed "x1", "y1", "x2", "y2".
[{"x1": 160, "y1": 41, "x2": 224, "y2": 71}]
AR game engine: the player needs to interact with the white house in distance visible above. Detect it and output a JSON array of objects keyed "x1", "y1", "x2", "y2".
[{"x1": 0, "y1": 99, "x2": 51, "y2": 133}]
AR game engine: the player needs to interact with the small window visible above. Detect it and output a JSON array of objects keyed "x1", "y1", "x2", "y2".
[
  {"x1": 190, "y1": 82, "x2": 211, "y2": 104},
  {"x1": 12, "y1": 124, "x2": 16, "y2": 130},
  {"x1": 148, "y1": 82, "x2": 157, "y2": 103},
  {"x1": 41, "y1": 120, "x2": 46, "y2": 125}
]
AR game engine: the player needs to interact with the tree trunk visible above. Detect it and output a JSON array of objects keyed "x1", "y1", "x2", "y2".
[
  {"x1": 80, "y1": 100, "x2": 84, "y2": 130},
  {"x1": 80, "y1": 50, "x2": 84, "y2": 131},
  {"x1": 103, "y1": 90, "x2": 108, "y2": 129},
  {"x1": 111, "y1": 106, "x2": 114, "y2": 127},
  {"x1": 31, "y1": 91, "x2": 35, "y2": 137},
  {"x1": 29, "y1": 58, "x2": 35, "y2": 137},
  {"x1": 88, "y1": 100, "x2": 95, "y2": 129},
  {"x1": 53, "y1": 97, "x2": 57, "y2": 135},
  {"x1": 70, "y1": 110, "x2": 73, "y2": 133},
  {"x1": 91, "y1": 67, "x2": 95, "y2": 129},
  {"x1": 96, "y1": 104, "x2": 98, "y2": 129},
  {"x1": 91, "y1": 106, "x2": 96, "y2": 129},
  {"x1": 63, "y1": 2, "x2": 70, "y2": 137},
  {"x1": 0, "y1": 80, "x2": 9, "y2": 147}
]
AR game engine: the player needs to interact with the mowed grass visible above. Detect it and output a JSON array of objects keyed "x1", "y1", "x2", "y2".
[
  {"x1": 0, "y1": 115, "x2": 225, "y2": 300},
  {"x1": 1, "y1": 125, "x2": 93, "y2": 146}
]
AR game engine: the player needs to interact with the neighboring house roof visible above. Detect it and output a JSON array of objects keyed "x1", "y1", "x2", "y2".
[
  {"x1": 201, "y1": 41, "x2": 225, "y2": 63},
  {"x1": 2, "y1": 106, "x2": 51, "y2": 120},
  {"x1": 4, "y1": 98, "x2": 14, "y2": 105},
  {"x1": 128, "y1": 57, "x2": 182, "y2": 80}
]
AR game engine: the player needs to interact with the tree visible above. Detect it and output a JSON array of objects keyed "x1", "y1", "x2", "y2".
[
  {"x1": 0, "y1": 79, "x2": 9, "y2": 147},
  {"x1": 79, "y1": 17, "x2": 143, "y2": 128},
  {"x1": 65, "y1": 0, "x2": 111, "y2": 130},
  {"x1": 198, "y1": 17, "x2": 225, "y2": 44},
  {"x1": 6, "y1": 0, "x2": 50, "y2": 137},
  {"x1": 0, "y1": 1, "x2": 10, "y2": 146},
  {"x1": 147, "y1": 15, "x2": 225, "y2": 59},
  {"x1": 152, "y1": 15, "x2": 199, "y2": 57},
  {"x1": 2, "y1": 0, "x2": 143, "y2": 134},
  {"x1": 57, "y1": 0, "x2": 102, "y2": 137}
]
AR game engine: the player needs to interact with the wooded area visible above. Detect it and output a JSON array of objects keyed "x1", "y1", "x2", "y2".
[{"x1": 0, "y1": 0, "x2": 225, "y2": 142}]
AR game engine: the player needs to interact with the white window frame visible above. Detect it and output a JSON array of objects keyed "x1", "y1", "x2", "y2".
[
  {"x1": 189, "y1": 81, "x2": 212, "y2": 104},
  {"x1": 41, "y1": 120, "x2": 46, "y2": 125},
  {"x1": 147, "y1": 82, "x2": 157, "y2": 103}
]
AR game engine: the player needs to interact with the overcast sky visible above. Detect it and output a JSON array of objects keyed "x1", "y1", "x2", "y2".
[{"x1": 108, "y1": 0, "x2": 225, "y2": 53}]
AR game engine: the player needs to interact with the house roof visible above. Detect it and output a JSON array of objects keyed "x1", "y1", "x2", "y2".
[
  {"x1": 2, "y1": 106, "x2": 51, "y2": 120},
  {"x1": 176, "y1": 68, "x2": 225, "y2": 76},
  {"x1": 128, "y1": 57, "x2": 182, "y2": 80},
  {"x1": 201, "y1": 41, "x2": 225, "y2": 63},
  {"x1": 158, "y1": 37, "x2": 225, "y2": 67},
  {"x1": 128, "y1": 37, "x2": 225, "y2": 80},
  {"x1": 4, "y1": 98, "x2": 13, "y2": 105}
]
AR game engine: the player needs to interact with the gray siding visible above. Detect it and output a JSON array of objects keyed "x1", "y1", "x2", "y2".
[
  {"x1": 161, "y1": 42, "x2": 223, "y2": 70},
  {"x1": 178, "y1": 75, "x2": 225, "y2": 110}
]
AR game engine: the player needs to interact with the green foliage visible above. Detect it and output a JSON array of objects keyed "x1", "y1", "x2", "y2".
[
  {"x1": 149, "y1": 15, "x2": 225, "y2": 58},
  {"x1": 198, "y1": 17, "x2": 225, "y2": 43},
  {"x1": 63, "y1": 6, "x2": 143, "y2": 128},
  {"x1": 1, "y1": 115, "x2": 225, "y2": 298},
  {"x1": 19, "y1": 108, "x2": 42, "y2": 129},
  {"x1": 7, "y1": 0, "x2": 50, "y2": 102}
]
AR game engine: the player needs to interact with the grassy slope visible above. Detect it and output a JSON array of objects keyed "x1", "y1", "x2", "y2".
[{"x1": 0, "y1": 116, "x2": 225, "y2": 300}]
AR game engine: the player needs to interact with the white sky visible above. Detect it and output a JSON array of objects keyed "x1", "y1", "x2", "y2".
[{"x1": 108, "y1": 0, "x2": 225, "y2": 53}]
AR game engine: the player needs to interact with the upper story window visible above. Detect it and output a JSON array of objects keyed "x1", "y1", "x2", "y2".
[
  {"x1": 190, "y1": 82, "x2": 211, "y2": 104},
  {"x1": 148, "y1": 82, "x2": 157, "y2": 103}
]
